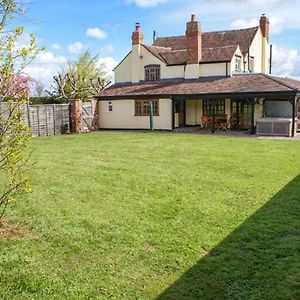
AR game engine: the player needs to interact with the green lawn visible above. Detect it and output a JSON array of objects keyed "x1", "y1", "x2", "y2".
[{"x1": 0, "y1": 131, "x2": 300, "y2": 299}]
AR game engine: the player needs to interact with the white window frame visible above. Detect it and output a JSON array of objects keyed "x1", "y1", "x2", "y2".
[{"x1": 235, "y1": 55, "x2": 242, "y2": 72}]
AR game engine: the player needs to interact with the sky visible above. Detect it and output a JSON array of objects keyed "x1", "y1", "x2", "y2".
[{"x1": 16, "y1": 0, "x2": 300, "y2": 88}]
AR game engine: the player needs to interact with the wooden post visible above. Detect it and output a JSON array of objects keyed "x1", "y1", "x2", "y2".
[
  {"x1": 45, "y1": 105, "x2": 49, "y2": 136},
  {"x1": 53, "y1": 104, "x2": 56, "y2": 135},
  {"x1": 171, "y1": 98, "x2": 175, "y2": 130},
  {"x1": 251, "y1": 98, "x2": 255, "y2": 134},
  {"x1": 183, "y1": 100, "x2": 186, "y2": 126},
  {"x1": 211, "y1": 99, "x2": 216, "y2": 134},
  {"x1": 291, "y1": 96, "x2": 296, "y2": 137},
  {"x1": 37, "y1": 105, "x2": 40, "y2": 136},
  {"x1": 60, "y1": 105, "x2": 63, "y2": 131}
]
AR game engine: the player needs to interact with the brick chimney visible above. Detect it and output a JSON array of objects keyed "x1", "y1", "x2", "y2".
[
  {"x1": 260, "y1": 14, "x2": 269, "y2": 41},
  {"x1": 186, "y1": 14, "x2": 202, "y2": 64},
  {"x1": 132, "y1": 23, "x2": 144, "y2": 45}
]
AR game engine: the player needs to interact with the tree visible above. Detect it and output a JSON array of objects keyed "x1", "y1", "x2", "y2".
[
  {"x1": 0, "y1": 0, "x2": 39, "y2": 222},
  {"x1": 47, "y1": 51, "x2": 110, "y2": 102},
  {"x1": 34, "y1": 80, "x2": 46, "y2": 97}
]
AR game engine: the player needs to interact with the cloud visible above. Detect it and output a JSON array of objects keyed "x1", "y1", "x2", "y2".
[
  {"x1": 162, "y1": 0, "x2": 300, "y2": 32},
  {"x1": 24, "y1": 51, "x2": 67, "y2": 88},
  {"x1": 102, "y1": 45, "x2": 115, "y2": 53},
  {"x1": 68, "y1": 42, "x2": 83, "y2": 54},
  {"x1": 230, "y1": 16, "x2": 285, "y2": 34},
  {"x1": 52, "y1": 43, "x2": 61, "y2": 50},
  {"x1": 24, "y1": 53, "x2": 118, "y2": 89},
  {"x1": 86, "y1": 27, "x2": 107, "y2": 39},
  {"x1": 97, "y1": 56, "x2": 118, "y2": 82},
  {"x1": 230, "y1": 18, "x2": 258, "y2": 30},
  {"x1": 272, "y1": 45, "x2": 300, "y2": 78},
  {"x1": 125, "y1": 0, "x2": 167, "y2": 7}
]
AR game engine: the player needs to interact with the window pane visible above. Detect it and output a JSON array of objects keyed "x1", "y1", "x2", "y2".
[
  {"x1": 135, "y1": 100, "x2": 159, "y2": 116},
  {"x1": 203, "y1": 100, "x2": 225, "y2": 116},
  {"x1": 144, "y1": 65, "x2": 160, "y2": 81}
]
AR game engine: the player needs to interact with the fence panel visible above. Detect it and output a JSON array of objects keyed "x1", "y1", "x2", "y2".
[
  {"x1": 1, "y1": 100, "x2": 97, "y2": 137},
  {"x1": 27, "y1": 103, "x2": 71, "y2": 137}
]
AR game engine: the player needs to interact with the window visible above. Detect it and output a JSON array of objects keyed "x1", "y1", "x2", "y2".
[
  {"x1": 108, "y1": 101, "x2": 113, "y2": 112},
  {"x1": 249, "y1": 56, "x2": 254, "y2": 73},
  {"x1": 135, "y1": 100, "x2": 159, "y2": 116},
  {"x1": 235, "y1": 55, "x2": 241, "y2": 72},
  {"x1": 203, "y1": 99, "x2": 225, "y2": 116},
  {"x1": 144, "y1": 65, "x2": 160, "y2": 81}
]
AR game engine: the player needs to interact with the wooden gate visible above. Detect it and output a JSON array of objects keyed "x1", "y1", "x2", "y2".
[{"x1": 81, "y1": 102, "x2": 93, "y2": 131}]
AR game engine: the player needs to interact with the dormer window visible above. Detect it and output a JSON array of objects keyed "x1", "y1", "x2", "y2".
[
  {"x1": 145, "y1": 65, "x2": 160, "y2": 81},
  {"x1": 235, "y1": 55, "x2": 241, "y2": 72}
]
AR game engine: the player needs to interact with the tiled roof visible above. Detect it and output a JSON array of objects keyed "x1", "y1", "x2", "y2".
[
  {"x1": 148, "y1": 27, "x2": 259, "y2": 65},
  {"x1": 143, "y1": 45, "x2": 171, "y2": 63},
  {"x1": 144, "y1": 45, "x2": 239, "y2": 65},
  {"x1": 153, "y1": 27, "x2": 259, "y2": 54},
  {"x1": 96, "y1": 74, "x2": 300, "y2": 99},
  {"x1": 202, "y1": 45, "x2": 239, "y2": 63}
]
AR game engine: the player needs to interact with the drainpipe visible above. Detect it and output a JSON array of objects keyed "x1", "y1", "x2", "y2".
[
  {"x1": 269, "y1": 44, "x2": 273, "y2": 74},
  {"x1": 149, "y1": 101, "x2": 154, "y2": 131}
]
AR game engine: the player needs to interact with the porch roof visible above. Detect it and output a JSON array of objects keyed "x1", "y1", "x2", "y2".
[{"x1": 96, "y1": 74, "x2": 300, "y2": 100}]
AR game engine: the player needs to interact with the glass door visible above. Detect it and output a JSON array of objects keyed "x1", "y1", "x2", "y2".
[{"x1": 231, "y1": 100, "x2": 252, "y2": 129}]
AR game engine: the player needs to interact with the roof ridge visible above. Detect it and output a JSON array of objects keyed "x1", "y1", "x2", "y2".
[
  {"x1": 146, "y1": 45, "x2": 172, "y2": 50},
  {"x1": 203, "y1": 45, "x2": 238, "y2": 50},
  {"x1": 262, "y1": 74, "x2": 298, "y2": 92},
  {"x1": 202, "y1": 26, "x2": 259, "y2": 35},
  {"x1": 154, "y1": 35, "x2": 185, "y2": 40},
  {"x1": 154, "y1": 26, "x2": 259, "y2": 41},
  {"x1": 161, "y1": 49, "x2": 186, "y2": 53}
]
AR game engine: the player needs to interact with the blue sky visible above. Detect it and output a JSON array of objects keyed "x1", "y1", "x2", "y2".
[{"x1": 20, "y1": 0, "x2": 300, "y2": 87}]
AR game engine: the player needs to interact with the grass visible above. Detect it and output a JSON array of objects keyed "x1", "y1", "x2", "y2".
[{"x1": 0, "y1": 131, "x2": 299, "y2": 299}]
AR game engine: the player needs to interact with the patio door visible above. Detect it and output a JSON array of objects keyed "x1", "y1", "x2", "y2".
[
  {"x1": 231, "y1": 100, "x2": 252, "y2": 129},
  {"x1": 174, "y1": 100, "x2": 185, "y2": 128}
]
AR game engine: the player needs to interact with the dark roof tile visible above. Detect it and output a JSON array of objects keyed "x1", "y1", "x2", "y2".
[
  {"x1": 97, "y1": 74, "x2": 300, "y2": 99},
  {"x1": 153, "y1": 27, "x2": 259, "y2": 54},
  {"x1": 150, "y1": 27, "x2": 259, "y2": 65}
]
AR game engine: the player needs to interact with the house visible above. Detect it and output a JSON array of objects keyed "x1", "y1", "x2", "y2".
[{"x1": 96, "y1": 14, "x2": 300, "y2": 137}]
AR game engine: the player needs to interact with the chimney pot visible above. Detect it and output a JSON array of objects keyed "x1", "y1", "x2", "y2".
[
  {"x1": 260, "y1": 14, "x2": 270, "y2": 41},
  {"x1": 132, "y1": 22, "x2": 144, "y2": 45},
  {"x1": 186, "y1": 14, "x2": 202, "y2": 64}
]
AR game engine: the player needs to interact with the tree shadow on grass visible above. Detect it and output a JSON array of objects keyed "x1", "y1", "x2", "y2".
[{"x1": 157, "y1": 175, "x2": 300, "y2": 300}]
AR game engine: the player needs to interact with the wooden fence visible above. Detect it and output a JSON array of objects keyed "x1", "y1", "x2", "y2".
[
  {"x1": 0, "y1": 100, "x2": 98, "y2": 137},
  {"x1": 27, "y1": 104, "x2": 71, "y2": 136}
]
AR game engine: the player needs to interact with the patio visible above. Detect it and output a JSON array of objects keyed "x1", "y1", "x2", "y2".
[{"x1": 173, "y1": 125, "x2": 300, "y2": 140}]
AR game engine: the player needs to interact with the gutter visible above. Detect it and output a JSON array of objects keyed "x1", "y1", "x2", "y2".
[{"x1": 95, "y1": 90, "x2": 296, "y2": 101}]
